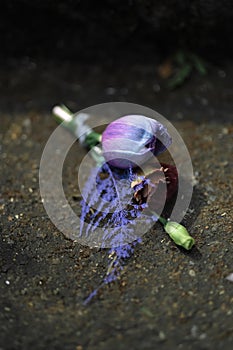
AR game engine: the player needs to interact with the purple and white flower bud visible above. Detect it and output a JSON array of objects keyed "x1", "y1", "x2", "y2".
[{"x1": 102, "y1": 115, "x2": 172, "y2": 168}]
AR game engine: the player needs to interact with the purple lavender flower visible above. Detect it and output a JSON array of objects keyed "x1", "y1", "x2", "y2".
[
  {"x1": 80, "y1": 163, "x2": 157, "y2": 304},
  {"x1": 102, "y1": 115, "x2": 172, "y2": 169}
]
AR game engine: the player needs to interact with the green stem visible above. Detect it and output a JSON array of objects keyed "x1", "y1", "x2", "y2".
[
  {"x1": 85, "y1": 132, "x2": 102, "y2": 148},
  {"x1": 150, "y1": 210, "x2": 167, "y2": 226},
  {"x1": 157, "y1": 215, "x2": 168, "y2": 226},
  {"x1": 52, "y1": 105, "x2": 101, "y2": 148}
]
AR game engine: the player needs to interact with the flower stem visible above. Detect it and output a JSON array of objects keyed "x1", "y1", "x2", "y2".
[
  {"x1": 52, "y1": 105, "x2": 73, "y2": 123},
  {"x1": 52, "y1": 104, "x2": 101, "y2": 148},
  {"x1": 157, "y1": 215, "x2": 168, "y2": 226}
]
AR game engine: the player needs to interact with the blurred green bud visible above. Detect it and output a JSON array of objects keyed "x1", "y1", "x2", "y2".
[{"x1": 164, "y1": 221, "x2": 195, "y2": 250}]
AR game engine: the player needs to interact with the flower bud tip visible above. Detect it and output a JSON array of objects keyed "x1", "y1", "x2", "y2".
[{"x1": 164, "y1": 221, "x2": 195, "y2": 250}]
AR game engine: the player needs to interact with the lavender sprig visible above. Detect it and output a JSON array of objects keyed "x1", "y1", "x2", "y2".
[
  {"x1": 83, "y1": 239, "x2": 141, "y2": 305},
  {"x1": 79, "y1": 162, "x2": 155, "y2": 303}
]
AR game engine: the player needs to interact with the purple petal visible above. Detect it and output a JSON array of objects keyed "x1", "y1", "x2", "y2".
[{"x1": 102, "y1": 115, "x2": 172, "y2": 168}]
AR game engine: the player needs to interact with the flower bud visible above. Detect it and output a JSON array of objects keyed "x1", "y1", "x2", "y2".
[
  {"x1": 164, "y1": 221, "x2": 195, "y2": 250},
  {"x1": 102, "y1": 115, "x2": 172, "y2": 169}
]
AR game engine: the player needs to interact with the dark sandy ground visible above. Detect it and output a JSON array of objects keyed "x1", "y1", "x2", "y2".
[{"x1": 0, "y1": 58, "x2": 232, "y2": 349}]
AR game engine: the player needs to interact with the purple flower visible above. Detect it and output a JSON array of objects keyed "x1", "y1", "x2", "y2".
[{"x1": 102, "y1": 115, "x2": 172, "y2": 169}]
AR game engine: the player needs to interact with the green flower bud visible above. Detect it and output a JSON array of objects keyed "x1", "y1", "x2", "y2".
[{"x1": 164, "y1": 221, "x2": 195, "y2": 250}]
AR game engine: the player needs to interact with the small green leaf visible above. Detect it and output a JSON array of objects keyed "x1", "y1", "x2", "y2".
[
  {"x1": 190, "y1": 54, "x2": 207, "y2": 75},
  {"x1": 167, "y1": 64, "x2": 192, "y2": 89}
]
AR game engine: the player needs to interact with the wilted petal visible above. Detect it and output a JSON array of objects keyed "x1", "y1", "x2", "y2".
[{"x1": 131, "y1": 163, "x2": 178, "y2": 212}]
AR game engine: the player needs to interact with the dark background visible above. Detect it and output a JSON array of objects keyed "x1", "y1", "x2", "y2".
[{"x1": 1, "y1": 0, "x2": 233, "y2": 61}]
